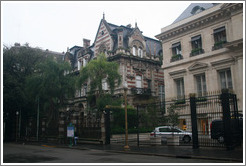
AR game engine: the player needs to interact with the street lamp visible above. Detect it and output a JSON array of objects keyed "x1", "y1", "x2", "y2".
[
  {"x1": 123, "y1": 81, "x2": 130, "y2": 150},
  {"x1": 16, "y1": 111, "x2": 19, "y2": 142}
]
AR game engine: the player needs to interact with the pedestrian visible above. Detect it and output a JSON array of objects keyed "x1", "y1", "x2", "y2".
[{"x1": 74, "y1": 132, "x2": 78, "y2": 145}]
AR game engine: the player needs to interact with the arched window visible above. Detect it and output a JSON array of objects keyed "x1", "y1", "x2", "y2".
[
  {"x1": 138, "y1": 47, "x2": 143, "y2": 58},
  {"x1": 133, "y1": 46, "x2": 137, "y2": 56}
]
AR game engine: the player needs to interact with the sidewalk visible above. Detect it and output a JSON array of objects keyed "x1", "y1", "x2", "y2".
[{"x1": 20, "y1": 141, "x2": 244, "y2": 163}]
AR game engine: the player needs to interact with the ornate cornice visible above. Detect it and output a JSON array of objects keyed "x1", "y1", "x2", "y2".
[{"x1": 156, "y1": 3, "x2": 243, "y2": 42}]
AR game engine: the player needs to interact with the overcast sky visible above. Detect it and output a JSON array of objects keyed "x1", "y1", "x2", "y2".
[{"x1": 2, "y1": 1, "x2": 191, "y2": 53}]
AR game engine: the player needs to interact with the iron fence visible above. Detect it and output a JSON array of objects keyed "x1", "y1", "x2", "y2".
[{"x1": 109, "y1": 90, "x2": 242, "y2": 149}]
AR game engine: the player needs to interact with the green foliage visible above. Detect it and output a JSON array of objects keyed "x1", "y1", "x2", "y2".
[
  {"x1": 139, "y1": 104, "x2": 159, "y2": 128},
  {"x1": 110, "y1": 107, "x2": 138, "y2": 134},
  {"x1": 96, "y1": 94, "x2": 122, "y2": 111},
  {"x1": 3, "y1": 46, "x2": 45, "y2": 117},
  {"x1": 77, "y1": 53, "x2": 121, "y2": 110},
  {"x1": 166, "y1": 104, "x2": 179, "y2": 127},
  {"x1": 25, "y1": 58, "x2": 76, "y2": 126}
]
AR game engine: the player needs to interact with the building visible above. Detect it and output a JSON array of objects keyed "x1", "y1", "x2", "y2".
[
  {"x1": 61, "y1": 16, "x2": 164, "y2": 141},
  {"x1": 156, "y1": 3, "x2": 243, "y2": 131},
  {"x1": 65, "y1": 16, "x2": 164, "y2": 110}
]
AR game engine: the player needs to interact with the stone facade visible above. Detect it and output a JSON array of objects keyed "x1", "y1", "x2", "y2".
[
  {"x1": 156, "y1": 3, "x2": 243, "y2": 111},
  {"x1": 62, "y1": 17, "x2": 164, "y2": 141},
  {"x1": 65, "y1": 17, "x2": 164, "y2": 110}
]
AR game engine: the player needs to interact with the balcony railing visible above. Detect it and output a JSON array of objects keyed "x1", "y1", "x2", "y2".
[
  {"x1": 170, "y1": 54, "x2": 183, "y2": 62},
  {"x1": 190, "y1": 48, "x2": 204, "y2": 57},
  {"x1": 131, "y1": 88, "x2": 151, "y2": 95},
  {"x1": 212, "y1": 40, "x2": 227, "y2": 51}
]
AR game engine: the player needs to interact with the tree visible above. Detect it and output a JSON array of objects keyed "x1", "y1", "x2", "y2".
[
  {"x1": 166, "y1": 104, "x2": 179, "y2": 127},
  {"x1": 3, "y1": 45, "x2": 45, "y2": 140},
  {"x1": 25, "y1": 58, "x2": 76, "y2": 131},
  {"x1": 77, "y1": 53, "x2": 121, "y2": 110}
]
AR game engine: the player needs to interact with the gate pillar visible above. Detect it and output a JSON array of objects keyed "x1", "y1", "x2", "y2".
[
  {"x1": 190, "y1": 93, "x2": 199, "y2": 149},
  {"x1": 220, "y1": 89, "x2": 234, "y2": 150}
]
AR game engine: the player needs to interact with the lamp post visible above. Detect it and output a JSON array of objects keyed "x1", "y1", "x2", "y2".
[
  {"x1": 123, "y1": 81, "x2": 130, "y2": 150},
  {"x1": 37, "y1": 96, "x2": 40, "y2": 141},
  {"x1": 16, "y1": 111, "x2": 19, "y2": 142}
]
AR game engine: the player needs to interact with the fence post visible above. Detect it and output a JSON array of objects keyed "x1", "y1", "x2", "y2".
[
  {"x1": 220, "y1": 89, "x2": 233, "y2": 150},
  {"x1": 137, "y1": 105, "x2": 139, "y2": 147},
  {"x1": 189, "y1": 93, "x2": 199, "y2": 149},
  {"x1": 105, "y1": 109, "x2": 110, "y2": 145}
]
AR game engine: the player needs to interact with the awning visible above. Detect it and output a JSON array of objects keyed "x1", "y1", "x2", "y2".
[
  {"x1": 191, "y1": 35, "x2": 201, "y2": 42},
  {"x1": 171, "y1": 42, "x2": 181, "y2": 48},
  {"x1": 213, "y1": 26, "x2": 225, "y2": 34}
]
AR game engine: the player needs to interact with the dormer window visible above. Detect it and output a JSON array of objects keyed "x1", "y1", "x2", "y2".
[{"x1": 138, "y1": 47, "x2": 143, "y2": 58}]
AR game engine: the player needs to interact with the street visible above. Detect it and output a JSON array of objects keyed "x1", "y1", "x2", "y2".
[{"x1": 3, "y1": 143, "x2": 229, "y2": 163}]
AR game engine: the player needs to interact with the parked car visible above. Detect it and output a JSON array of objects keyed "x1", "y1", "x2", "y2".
[
  {"x1": 210, "y1": 118, "x2": 243, "y2": 144},
  {"x1": 150, "y1": 126, "x2": 192, "y2": 143}
]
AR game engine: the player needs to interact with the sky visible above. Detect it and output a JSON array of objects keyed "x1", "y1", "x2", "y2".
[{"x1": 2, "y1": 1, "x2": 192, "y2": 53}]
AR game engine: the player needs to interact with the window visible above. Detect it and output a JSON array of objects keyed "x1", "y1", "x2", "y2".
[
  {"x1": 195, "y1": 74, "x2": 207, "y2": 97},
  {"x1": 175, "y1": 78, "x2": 185, "y2": 99},
  {"x1": 147, "y1": 80, "x2": 151, "y2": 89},
  {"x1": 138, "y1": 47, "x2": 143, "y2": 58},
  {"x1": 102, "y1": 78, "x2": 108, "y2": 90},
  {"x1": 171, "y1": 42, "x2": 182, "y2": 62},
  {"x1": 172, "y1": 42, "x2": 182, "y2": 56},
  {"x1": 159, "y1": 127, "x2": 170, "y2": 132},
  {"x1": 84, "y1": 84, "x2": 87, "y2": 96},
  {"x1": 136, "y1": 75, "x2": 142, "y2": 88},
  {"x1": 213, "y1": 26, "x2": 227, "y2": 50},
  {"x1": 191, "y1": 35, "x2": 204, "y2": 56},
  {"x1": 133, "y1": 46, "x2": 137, "y2": 56},
  {"x1": 219, "y1": 69, "x2": 233, "y2": 90},
  {"x1": 83, "y1": 58, "x2": 87, "y2": 67},
  {"x1": 78, "y1": 60, "x2": 81, "y2": 70}
]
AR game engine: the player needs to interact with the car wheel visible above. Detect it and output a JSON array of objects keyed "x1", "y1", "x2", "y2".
[
  {"x1": 183, "y1": 135, "x2": 191, "y2": 143},
  {"x1": 217, "y1": 136, "x2": 224, "y2": 144}
]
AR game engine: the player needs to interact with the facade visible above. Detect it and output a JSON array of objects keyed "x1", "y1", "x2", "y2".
[
  {"x1": 65, "y1": 16, "x2": 164, "y2": 110},
  {"x1": 156, "y1": 3, "x2": 243, "y2": 131},
  {"x1": 61, "y1": 16, "x2": 164, "y2": 140}
]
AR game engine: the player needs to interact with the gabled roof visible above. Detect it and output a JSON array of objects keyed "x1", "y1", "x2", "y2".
[
  {"x1": 172, "y1": 3, "x2": 219, "y2": 24},
  {"x1": 93, "y1": 17, "x2": 162, "y2": 56}
]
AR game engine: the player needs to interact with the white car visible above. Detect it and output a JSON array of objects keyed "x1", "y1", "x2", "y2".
[{"x1": 150, "y1": 126, "x2": 192, "y2": 143}]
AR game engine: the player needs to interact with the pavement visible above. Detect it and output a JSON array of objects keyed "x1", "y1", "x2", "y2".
[{"x1": 17, "y1": 141, "x2": 244, "y2": 163}]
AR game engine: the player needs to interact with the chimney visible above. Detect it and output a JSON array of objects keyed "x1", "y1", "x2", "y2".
[
  {"x1": 14, "y1": 43, "x2": 20, "y2": 47},
  {"x1": 83, "y1": 39, "x2": 90, "y2": 49}
]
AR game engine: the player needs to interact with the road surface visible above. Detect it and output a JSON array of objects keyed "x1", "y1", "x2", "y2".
[{"x1": 3, "y1": 143, "x2": 228, "y2": 163}]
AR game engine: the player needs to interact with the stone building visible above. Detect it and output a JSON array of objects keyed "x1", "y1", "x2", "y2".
[
  {"x1": 156, "y1": 3, "x2": 243, "y2": 132},
  {"x1": 61, "y1": 16, "x2": 164, "y2": 141},
  {"x1": 65, "y1": 16, "x2": 164, "y2": 108}
]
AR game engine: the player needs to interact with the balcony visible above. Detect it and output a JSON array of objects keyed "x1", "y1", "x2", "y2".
[
  {"x1": 131, "y1": 88, "x2": 151, "y2": 96},
  {"x1": 212, "y1": 41, "x2": 227, "y2": 51},
  {"x1": 170, "y1": 54, "x2": 183, "y2": 62},
  {"x1": 190, "y1": 48, "x2": 204, "y2": 57}
]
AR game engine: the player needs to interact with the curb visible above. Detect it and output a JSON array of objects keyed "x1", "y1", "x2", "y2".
[{"x1": 100, "y1": 149, "x2": 243, "y2": 163}]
